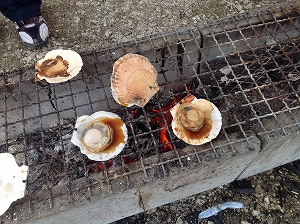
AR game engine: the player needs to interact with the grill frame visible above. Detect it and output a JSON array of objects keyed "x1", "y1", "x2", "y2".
[{"x1": 0, "y1": 3, "x2": 300, "y2": 223}]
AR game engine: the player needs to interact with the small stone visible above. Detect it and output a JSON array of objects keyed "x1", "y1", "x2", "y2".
[
  {"x1": 23, "y1": 56, "x2": 31, "y2": 63},
  {"x1": 156, "y1": 6, "x2": 162, "y2": 12},
  {"x1": 235, "y1": 4, "x2": 243, "y2": 11},
  {"x1": 75, "y1": 2, "x2": 83, "y2": 6},
  {"x1": 288, "y1": 73, "x2": 300, "y2": 81},
  {"x1": 200, "y1": 194, "x2": 206, "y2": 199},
  {"x1": 207, "y1": 221, "x2": 214, "y2": 224},
  {"x1": 264, "y1": 197, "x2": 270, "y2": 205},
  {"x1": 105, "y1": 30, "x2": 112, "y2": 38},
  {"x1": 220, "y1": 65, "x2": 231, "y2": 75},
  {"x1": 274, "y1": 204, "x2": 284, "y2": 213},
  {"x1": 265, "y1": 38, "x2": 276, "y2": 46},
  {"x1": 36, "y1": 52, "x2": 45, "y2": 60},
  {"x1": 90, "y1": 20, "x2": 99, "y2": 25},
  {"x1": 221, "y1": 76, "x2": 229, "y2": 82},
  {"x1": 255, "y1": 184, "x2": 264, "y2": 193},
  {"x1": 252, "y1": 209, "x2": 260, "y2": 217},
  {"x1": 176, "y1": 217, "x2": 183, "y2": 224},
  {"x1": 136, "y1": 34, "x2": 144, "y2": 39},
  {"x1": 196, "y1": 198, "x2": 205, "y2": 204},
  {"x1": 193, "y1": 15, "x2": 200, "y2": 21},
  {"x1": 74, "y1": 16, "x2": 80, "y2": 24},
  {"x1": 241, "y1": 221, "x2": 251, "y2": 224}
]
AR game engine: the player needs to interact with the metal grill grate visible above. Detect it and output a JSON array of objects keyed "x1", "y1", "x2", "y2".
[{"x1": 0, "y1": 4, "x2": 299, "y2": 223}]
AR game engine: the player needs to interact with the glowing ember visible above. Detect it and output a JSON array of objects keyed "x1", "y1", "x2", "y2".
[
  {"x1": 130, "y1": 109, "x2": 139, "y2": 119},
  {"x1": 123, "y1": 157, "x2": 136, "y2": 164},
  {"x1": 150, "y1": 95, "x2": 182, "y2": 153},
  {"x1": 158, "y1": 127, "x2": 173, "y2": 152},
  {"x1": 88, "y1": 94, "x2": 186, "y2": 173},
  {"x1": 88, "y1": 157, "x2": 137, "y2": 173},
  {"x1": 88, "y1": 161, "x2": 113, "y2": 173}
]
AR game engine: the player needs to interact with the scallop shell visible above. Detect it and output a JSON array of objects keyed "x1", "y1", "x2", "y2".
[
  {"x1": 35, "y1": 49, "x2": 83, "y2": 83},
  {"x1": 71, "y1": 111, "x2": 128, "y2": 161},
  {"x1": 0, "y1": 153, "x2": 28, "y2": 216},
  {"x1": 111, "y1": 53, "x2": 159, "y2": 107},
  {"x1": 170, "y1": 94, "x2": 222, "y2": 145}
]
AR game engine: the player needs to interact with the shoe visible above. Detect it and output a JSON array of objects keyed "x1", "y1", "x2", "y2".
[{"x1": 15, "y1": 16, "x2": 49, "y2": 49}]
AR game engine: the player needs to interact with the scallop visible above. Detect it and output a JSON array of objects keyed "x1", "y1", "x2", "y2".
[
  {"x1": 35, "y1": 49, "x2": 83, "y2": 83},
  {"x1": 170, "y1": 94, "x2": 222, "y2": 145},
  {"x1": 0, "y1": 153, "x2": 28, "y2": 216},
  {"x1": 111, "y1": 53, "x2": 159, "y2": 107},
  {"x1": 71, "y1": 111, "x2": 128, "y2": 161}
]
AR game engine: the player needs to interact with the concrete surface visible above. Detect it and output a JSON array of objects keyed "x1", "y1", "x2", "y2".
[
  {"x1": 25, "y1": 127, "x2": 300, "y2": 223},
  {"x1": 0, "y1": 2, "x2": 299, "y2": 224},
  {"x1": 26, "y1": 132, "x2": 261, "y2": 224},
  {"x1": 239, "y1": 126, "x2": 300, "y2": 179}
]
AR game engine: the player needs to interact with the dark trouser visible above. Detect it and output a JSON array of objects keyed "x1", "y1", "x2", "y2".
[{"x1": 0, "y1": 0, "x2": 41, "y2": 22}]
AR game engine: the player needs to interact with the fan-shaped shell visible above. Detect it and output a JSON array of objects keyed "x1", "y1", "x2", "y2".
[
  {"x1": 111, "y1": 53, "x2": 159, "y2": 107},
  {"x1": 170, "y1": 94, "x2": 222, "y2": 145},
  {"x1": 71, "y1": 111, "x2": 128, "y2": 161},
  {"x1": 35, "y1": 49, "x2": 83, "y2": 83},
  {"x1": 0, "y1": 153, "x2": 28, "y2": 216}
]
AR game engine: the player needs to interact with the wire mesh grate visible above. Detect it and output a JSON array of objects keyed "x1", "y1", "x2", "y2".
[{"x1": 0, "y1": 4, "x2": 299, "y2": 222}]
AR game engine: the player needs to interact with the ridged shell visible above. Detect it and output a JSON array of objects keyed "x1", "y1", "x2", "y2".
[
  {"x1": 170, "y1": 94, "x2": 222, "y2": 145},
  {"x1": 0, "y1": 153, "x2": 28, "y2": 216},
  {"x1": 35, "y1": 49, "x2": 83, "y2": 83},
  {"x1": 111, "y1": 53, "x2": 159, "y2": 107},
  {"x1": 71, "y1": 111, "x2": 128, "y2": 161}
]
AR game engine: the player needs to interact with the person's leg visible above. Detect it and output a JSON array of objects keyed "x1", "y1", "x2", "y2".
[
  {"x1": 0, "y1": 0, "x2": 49, "y2": 49},
  {"x1": 0, "y1": 0, "x2": 41, "y2": 22}
]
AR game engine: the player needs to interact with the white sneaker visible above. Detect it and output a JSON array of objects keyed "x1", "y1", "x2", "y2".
[{"x1": 15, "y1": 16, "x2": 49, "y2": 49}]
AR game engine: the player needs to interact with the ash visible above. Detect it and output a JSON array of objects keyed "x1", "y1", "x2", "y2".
[{"x1": 4, "y1": 118, "x2": 87, "y2": 194}]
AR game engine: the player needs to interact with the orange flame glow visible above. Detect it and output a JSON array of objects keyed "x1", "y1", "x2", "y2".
[
  {"x1": 88, "y1": 156, "x2": 137, "y2": 173},
  {"x1": 150, "y1": 95, "x2": 182, "y2": 153}
]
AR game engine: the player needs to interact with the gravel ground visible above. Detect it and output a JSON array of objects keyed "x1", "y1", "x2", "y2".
[
  {"x1": 0, "y1": 0, "x2": 298, "y2": 73},
  {"x1": 113, "y1": 162, "x2": 300, "y2": 224}
]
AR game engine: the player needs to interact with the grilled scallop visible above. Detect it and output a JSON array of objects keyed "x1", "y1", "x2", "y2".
[
  {"x1": 71, "y1": 111, "x2": 128, "y2": 161},
  {"x1": 111, "y1": 53, "x2": 159, "y2": 107},
  {"x1": 170, "y1": 94, "x2": 222, "y2": 145},
  {"x1": 36, "y1": 49, "x2": 83, "y2": 83}
]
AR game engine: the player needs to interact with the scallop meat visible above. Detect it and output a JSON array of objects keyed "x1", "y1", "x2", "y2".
[
  {"x1": 35, "y1": 49, "x2": 83, "y2": 83},
  {"x1": 170, "y1": 94, "x2": 222, "y2": 145},
  {"x1": 71, "y1": 111, "x2": 128, "y2": 161}
]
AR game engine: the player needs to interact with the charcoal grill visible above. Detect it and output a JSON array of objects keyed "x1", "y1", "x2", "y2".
[{"x1": 0, "y1": 3, "x2": 300, "y2": 223}]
